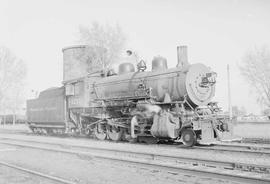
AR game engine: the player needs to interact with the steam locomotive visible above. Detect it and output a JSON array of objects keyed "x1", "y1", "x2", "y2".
[{"x1": 27, "y1": 45, "x2": 233, "y2": 146}]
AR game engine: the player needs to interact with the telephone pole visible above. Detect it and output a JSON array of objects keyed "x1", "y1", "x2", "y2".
[{"x1": 227, "y1": 64, "x2": 232, "y2": 119}]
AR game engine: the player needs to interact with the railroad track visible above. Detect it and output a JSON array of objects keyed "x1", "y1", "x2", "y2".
[
  {"x1": 0, "y1": 161, "x2": 76, "y2": 184},
  {"x1": 193, "y1": 143, "x2": 270, "y2": 155},
  {"x1": 1, "y1": 128, "x2": 270, "y2": 156},
  {"x1": 1, "y1": 132, "x2": 270, "y2": 157},
  {"x1": 0, "y1": 137, "x2": 269, "y2": 184},
  {"x1": 242, "y1": 138, "x2": 270, "y2": 144}
]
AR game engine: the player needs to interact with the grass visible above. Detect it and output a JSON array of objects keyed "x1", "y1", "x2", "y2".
[{"x1": 233, "y1": 123, "x2": 270, "y2": 139}]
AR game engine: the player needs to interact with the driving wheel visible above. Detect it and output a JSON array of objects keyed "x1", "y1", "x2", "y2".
[
  {"x1": 181, "y1": 129, "x2": 196, "y2": 147},
  {"x1": 94, "y1": 123, "x2": 107, "y2": 140},
  {"x1": 107, "y1": 125, "x2": 123, "y2": 141}
]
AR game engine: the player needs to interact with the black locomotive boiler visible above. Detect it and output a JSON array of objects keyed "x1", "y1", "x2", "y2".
[{"x1": 27, "y1": 45, "x2": 233, "y2": 146}]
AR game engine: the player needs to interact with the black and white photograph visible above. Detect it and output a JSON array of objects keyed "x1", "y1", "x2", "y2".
[{"x1": 0, "y1": 0, "x2": 270, "y2": 183}]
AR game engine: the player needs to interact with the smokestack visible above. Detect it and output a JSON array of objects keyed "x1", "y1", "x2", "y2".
[{"x1": 177, "y1": 46, "x2": 188, "y2": 68}]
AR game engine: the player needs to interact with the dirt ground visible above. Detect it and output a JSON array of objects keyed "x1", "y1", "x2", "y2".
[
  {"x1": 0, "y1": 125, "x2": 270, "y2": 166},
  {"x1": 0, "y1": 163, "x2": 60, "y2": 184},
  {"x1": 0, "y1": 143, "x2": 242, "y2": 184},
  {"x1": 0, "y1": 132, "x2": 270, "y2": 166},
  {"x1": 0, "y1": 125, "x2": 269, "y2": 183}
]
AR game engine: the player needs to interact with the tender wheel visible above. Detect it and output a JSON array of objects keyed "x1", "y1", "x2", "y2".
[
  {"x1": 181, "y1": 129, "x2": 196, "y2": 147},
  {"x1": 107, "y1": 125, "x2": 123, "y2": 141},
  {"x1": 46, "y1": 128, "x2": 53, "y2": 135},
  {"x1": 94, "y1": 123, "x2": 107, "y2": 140}
]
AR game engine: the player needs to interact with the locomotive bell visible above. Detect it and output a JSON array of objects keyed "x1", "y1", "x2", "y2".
[
  {"x1": 152, "y1": 56, "x2": 168, "y2": 71},
  {"x1": 118, "y1": 63, "x2": 135, "y2": 74}
]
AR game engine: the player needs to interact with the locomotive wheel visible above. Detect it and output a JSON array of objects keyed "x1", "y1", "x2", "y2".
[
  {"x1": 85, "y1": 128, "x2": 92, "y2": 137},
  {"x1": 122, "y1": 129, "x2": 132, "y2": 141},
  {"x1": 94, "y1": 123, "x2": 107, "y2": 140},
  {"x1": 181, "y1": 129, "x2": 196, "y2": 147},
  {"x1": 46, "y1": 128, "x2": 53, "y2": 135},
  {"x1": 122, "y1": 129, "x2": 137, "y2": 143},
  {"x1": 107, "y1": 125, "x2": 123, "y2": 141},
  {"x1": 29, "y1": 127, "x2": 35, "y2": 133}
]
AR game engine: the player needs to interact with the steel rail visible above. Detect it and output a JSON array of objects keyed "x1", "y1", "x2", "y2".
[
  {"x1": 0, "y1": 138, "x2": 269, "y2": 184},
  {"x1": 214, "y1": 142, "x2": 270, "y2": 150},
  {"x1": 1, "y1": 136, "x2": 270, "y2": 170},
  {"x1": 0, "y1": 161, "x2": 76, "y2": 184},
  {"x1": 1, "y1": 134, "x2": 270, "y2": 166},
  {"x1": 242, "y1": 138, "x2": 270, "y2": 144},
  {"x1": 193, "y1": 144, "x2": 270, "y2": 155}
]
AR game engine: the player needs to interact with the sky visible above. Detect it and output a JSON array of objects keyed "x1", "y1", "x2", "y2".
[{"x1": 0, "y1": 0, "x2": 270, "y2": 114}]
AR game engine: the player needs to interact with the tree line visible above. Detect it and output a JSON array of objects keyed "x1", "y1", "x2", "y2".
[{"x1": 0, "y1": 47, "x2": 27, "y2": 124}]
